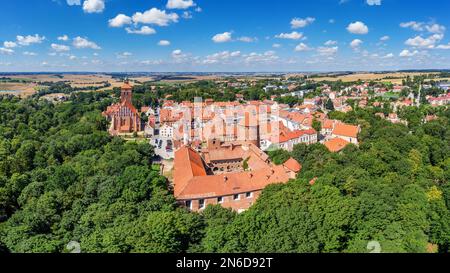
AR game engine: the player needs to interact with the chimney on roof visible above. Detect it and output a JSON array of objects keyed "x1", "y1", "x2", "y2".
[{"x1": 224, "y1": 176, "x2": 228, "y2": 183}]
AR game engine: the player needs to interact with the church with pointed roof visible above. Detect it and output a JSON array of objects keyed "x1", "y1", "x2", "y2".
[{"x1": 102, "y1": 81, "x2": 142, "y2": 135}]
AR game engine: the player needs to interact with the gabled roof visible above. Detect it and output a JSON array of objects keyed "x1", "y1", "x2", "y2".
[
  {"x1": 332, "y1": 123, "x2": 359, "y2": 138},
  {"x1": 324, "y1": 138, "x2": 350, "y2": 152},
  {"x1": 283, "y1": 158, "x2": 302, "y2": 172},
  {"x1": 173, "y1": 142, "x2": 300, "y2": 200},
  {"x1": 271, "y1": 128, "x2": 317, "y2": 144},
  {"x1": 176, "y1": 165, "x2": 290, "y2": 200},
  {"x1": 173, "y1": 146, "x2": 208, "y2": 197}
]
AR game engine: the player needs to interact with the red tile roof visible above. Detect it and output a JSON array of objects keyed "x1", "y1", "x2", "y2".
[
  {"x1": 324, "y1": 138, "x2": 350, "y2": 152},
  {"x1": 283, "y1": 158, "x2": 302, "y2": 172},
  {"x1": 173, "y1": 143, "x2": 300, "y2": 200},
  {"x1": 271, "y1": 128, "x2": 317, "y2": 144},
  {"x1": 332, "y1": 123, "x2": 359, "y2": 138}
]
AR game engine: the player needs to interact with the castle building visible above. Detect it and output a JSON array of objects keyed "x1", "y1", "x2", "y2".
[
  {"x1": 103, "y1": 81, "x2": 142, "y2": 135},
  {"x1": 173, "y1": 140, "x2": 301, "y2": 213}
]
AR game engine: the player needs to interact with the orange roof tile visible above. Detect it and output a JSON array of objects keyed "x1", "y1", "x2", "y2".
[
  {"x1": 283, "y1": 158, "x2": 302, "y2": 172},
  {"x1": 271, "y1": 128, "x2": 317, "y2": 144},
  {"x1": 332, "y1": 123, "x2": 359, "y2": 138},
  {"x1": 324, "y1": 138, "x2": 350, "y2": 152},
  {"x1": 176, "y1": 165, "x2": 290, "y2": 199}
]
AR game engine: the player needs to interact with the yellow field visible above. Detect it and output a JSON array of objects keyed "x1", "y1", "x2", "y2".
[
  {"x1": 0, "y1": 82, "x2": 39, "y2": 97},
  {"x1": 310, "y1": 72, "x2": 441, "y2": 84},
  {"x1": 0, "y1": 74, "x2": 125, "y2": 96}
]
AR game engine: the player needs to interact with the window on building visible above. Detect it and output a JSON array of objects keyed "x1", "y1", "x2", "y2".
[
  {"x1": 199, "y1": 199, "x2": 205, "y2": 209},
  {"x1": 246, "y1": 192, "x2": 253, "y2": 199},
  {"x1": 218, "y1": 196, "x2": 223, "y2": 203},
  {"x1": 185, "y1": 200, "x2": 192, "y2": 209},
  {"x1": 233, "y1": 194, "x2": 240, "y2": 201}
]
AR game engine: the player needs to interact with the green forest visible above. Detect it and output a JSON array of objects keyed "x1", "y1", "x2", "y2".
[{"x1": 0, "y1": 92, "x2": 449, "y2": 253}]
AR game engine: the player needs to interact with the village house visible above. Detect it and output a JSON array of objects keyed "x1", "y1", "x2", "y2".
[
  {"x1": 331, "y1": 123, "x2": 360, "y2": 145},
  {"x1": 323, "y1": 137, "x2": 350, "y2": 153},
  {"x1": 427, "y1": 93, "x2": 450, "y2": 106},
  {"x1": 266, "y1": 128, "x2": 317, "y2": 151}
]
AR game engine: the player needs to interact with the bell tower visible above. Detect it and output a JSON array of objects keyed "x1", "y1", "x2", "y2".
[{"x1": 120, "y1": 80, "x2": 133, "y2": 103}]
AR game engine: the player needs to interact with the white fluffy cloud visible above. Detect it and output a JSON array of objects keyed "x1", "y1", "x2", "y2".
[
  {"x1": 125, "y1": 26, "x2": 156, "y2": 35},
  {"x1": 3, "y1": 41, "x2": 17, "y2": 48},
  {"x1": 73, "y1": 37, "x2": 101, "y2": 49},
  {"x1": 109, "y1": 14, "x2": 132, "y2": 27},
  {"x1": 171, "y1": 49, "x2": 190, "y2": 62},
  {"x1": 324, "y1": 40, "x2": 337, "y2": 46},
  {"x1": 23, "y1": 51, "x2": 37, "y2": 56},
  {"x1": 399, "y1": 49, "x2": 419, "y2": 57},
  {"x1": 275, "y1": 31, "x2": 303, "y2": 40},
  {"x1": 436, "y1": 44, "x2": 450, "y2": 50},
  {"x1": 400, "y1": 21, "x2": 424, "y2": 31},
  {"x1": 117, "y1": 52, "x2": 132, "y2": 58},
  {"x1": 405, "y1": 34, "x2": 443, "y2": 49},
  {"x1": 166, "y1": 0, "x2": 196, "y2": 10},
  {"x1": 132, "y1": 8, "x2": 179, "y2": 26},
  {"x1": 212, "y1": 32, "x2": 232, "y2": 43},
  {"x1": 51, "y1": 43, "x2": 71, "y2": 52},
  {"x1": 158, "y1": 40, "x2": 171, "y2": 46},
  {"x1": 295, "y1": 43, "x2": 311, "y2": 52},
  {"x1": 400, "y1": 21, "x2": 445, "y2": 34},
  {"x1": 66, "y1": 0, "x2": 81, "y2": 5},
  {"x1": 426, "y1": 24, "x2": 446, "y2": 34},
  {"x1": 58, "y1": 35, "x2": 69, "y2": 41},
  {"x1": 244, "y1": 51, "x2": 278, "y2": 64},
  {"x1": 16, "y1": 34, "x2": 45, "y2": 46},
  {"x1": 83, "y1": 0, "x2": 105, "y2": 14},
  {"x1": 350, "y1": 39, "x2": 363, "y2": 49},
  {"x1": 317, "y1": 46, "x2": 338, "y2": 56},
  {"x1": 0, "y1": 48, "x2": 14, "y2": 55},
  {"x1": 367, "y1": 0, "x2": 381, "y2": 5},
  {"x1": 380, "y1": 35, "x2": 390, "y2": 41},
  {"x1": 291, "y1": 17, "x2": 315, "y2": 29},
  {"x1": 347, "y1": 21, "x2": 369, "y2": 34},
  {"x1": 203, "y1": 51, "x2": 241, "y2": 64},
  {"x1": 237, "y1": 36, "x2": 256, "y2": 43}
]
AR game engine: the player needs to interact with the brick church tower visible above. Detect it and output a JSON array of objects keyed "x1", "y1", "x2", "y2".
[
  {"x1": 102, "y1": 81, "x2": 142, "y2": 135},
  {"x1": 120, "y1": 80, "x2": 133, "y2": 102}
]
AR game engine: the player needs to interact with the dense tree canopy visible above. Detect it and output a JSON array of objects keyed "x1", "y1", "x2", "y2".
[{"x1": 0, "y1": 93, "x2": 201, "y2": 253}]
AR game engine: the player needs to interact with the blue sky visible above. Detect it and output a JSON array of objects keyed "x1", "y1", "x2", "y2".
[{"x1": 0, "y1": 0, "x2": 450, "y2": 72}]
